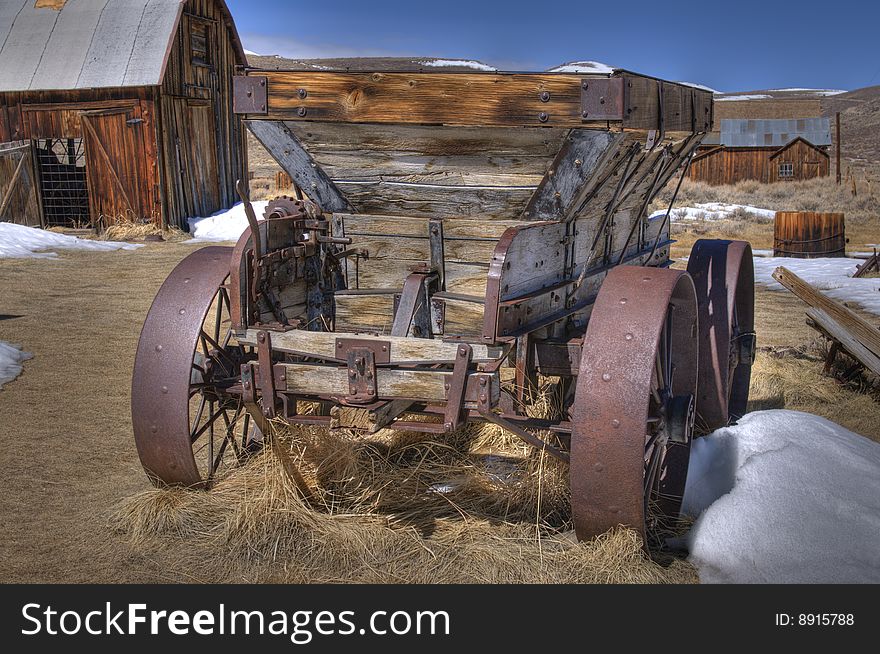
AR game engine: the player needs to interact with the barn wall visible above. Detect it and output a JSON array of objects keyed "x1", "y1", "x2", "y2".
[
  {"x1": 689, "y1": 142, "x2": 829, "y2": 185},
  {"x1": 0, "y1": 87, "x2": 161, "y2": 225},
  {"x1": 158, "y1": 0, "x2": 247, "y2": 228},
  {"x1": 768, "y1": 139, "x2": 829, "y2": 183},
  {"x1": 689, "y1": 147, "x2": 771, "y2": 185}
]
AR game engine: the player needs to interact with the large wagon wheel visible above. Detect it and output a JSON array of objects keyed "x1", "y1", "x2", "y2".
[
  {"x1": 132, "y1": 246, "x2": 259, "y2": 488},
  {"x1": 570, "y1": 266, "x2": 699, "y2": 546},
  {"x1": 686, "y1": 240, "x2": 755, "y2": 430}
]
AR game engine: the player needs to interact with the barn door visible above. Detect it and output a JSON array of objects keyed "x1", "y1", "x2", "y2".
[
  {"x1": 173, "y1": 99, "x2": 221, "y2": 218},
  {"x1": 0, "y1": 140, "x2": 42, "y2": 227},
  {"x1": 81, "y1": 108, "x2": 148, "y2": 229}
]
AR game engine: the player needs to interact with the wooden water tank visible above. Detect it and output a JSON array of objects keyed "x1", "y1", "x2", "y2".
[{"x1": 773, "y1": 212, "x2": 846, "y2": 258}]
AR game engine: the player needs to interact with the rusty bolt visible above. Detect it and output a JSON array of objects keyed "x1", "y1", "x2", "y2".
[
  {"x1": 601, "y1": 372, "x2": 612, "y2": 382},
  {"x1": 297, "y1": 88, "x2": 308, "y2": 99},
  {"x1": 582, "y1": 110, "x2": 589, "y2": 118},
  {"x1": 599, "y1": 97, "x2": 605, "y2": 105},
  {"x1": 458, "y1": 347, "x2": 467, "y2": 356},
  {"x1": 582, "y1": 81, "x2": 589, "y2": 90},
  {"x1": 574, "y1": 159, "x2": 583, "y2": 167},
  {"x1": 539, "y1": 91, "x2": 550, "y2": 102},
  {"x1": 260, "y1": 78, "x2": 266, "y2": 86},
  {"x1": 479, "y1": 393, "x2": 487, "y2": 402},
  {"x1": 257, "y1": 332, "x2": 265, "y2": 343},
  {"x1": 297, "y1": 107, "x2": 307, "y2": 117},
  {"x1": 479, "y1": 377, "x2": 487, "y2": 386},
  {"x1": 445, "y1": 383, "x2": 450, "y2": 390},
  {"x1": 349, "y1": 370, "x2": 357, "y2": 379},
  {"x1": 444, "y1": 422, "x2": 453, "y2": 430},
  {"x1": 538, "y1": 112, "x2": 549, "y2": 123}
]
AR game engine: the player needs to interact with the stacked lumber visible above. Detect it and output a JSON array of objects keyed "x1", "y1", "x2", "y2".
[{"x1": 772, "y1": 267, "x2": 880, "y2": 378}]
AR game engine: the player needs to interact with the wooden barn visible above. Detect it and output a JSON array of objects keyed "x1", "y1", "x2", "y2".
[
  {"x1": 0, "y1": 0, "x2": 247, "y2": 230},
  {"x1": 689, "y1": 117, "x2": 831, "y2": 185}
]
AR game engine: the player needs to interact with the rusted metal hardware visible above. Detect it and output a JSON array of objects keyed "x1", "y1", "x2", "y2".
[
  {"x1": 580, "y1": 77, "x2": 624, "y2": 121},
  {"x1": 256, "y1": 331, "x2": 278, "y2": 417},
  {"x1": 233, "y1": 75, "x2": 268, "y2": 114},
  {"x1": 344, "y1": 348, "x2": 379, "y2": 404},
  {"x1": 442, "y1": 344, "x2": 473, "y2": 430}
]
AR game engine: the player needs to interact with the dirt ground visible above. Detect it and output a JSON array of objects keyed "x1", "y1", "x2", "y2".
[{"x1": 0, "y1": 239, "x2": 878, "y2": 583}]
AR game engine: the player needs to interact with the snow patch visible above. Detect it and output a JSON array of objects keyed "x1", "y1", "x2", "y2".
[
  {"x1": 765, "y1": 88, "x2": 847, "y2": 96},
  {"x1": 186, "y1": 201, "x2": 270, "y2": 243},
  {"x1": 549, "y1": 61, "x2": 615, "y2": 74},
  {"x1": 243, "y1": 49, "x2": 264, "y2": 57},
  {"x1": 0, "y1": 223, "x2": 142, "y2": 259},
  {"x1": 418, "y1": 59, "x2": 496, "y2": 71},
  {"x1": 752, "y1": 256, "x2": 880, "y2": 316},
  {"x1": 652, "y1": 203, "x2": 776, "y2": 223},
  {"x1": 716, "y1": 94, "x2": 771, "y2": 101},
  {"x1": 683, "y1": 410, "x2": 880, "y2": 583},
  {"x1": 678, "y1": 81, "x2": 720, "y2": 93},
  {"x1": 0, "y1": 341, "x2": 32, "y2": 390}
]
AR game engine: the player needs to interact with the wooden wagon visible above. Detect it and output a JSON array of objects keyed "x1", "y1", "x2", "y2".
[{"x1": 131, "y1": 65, "x2": 756, "y2": 546}]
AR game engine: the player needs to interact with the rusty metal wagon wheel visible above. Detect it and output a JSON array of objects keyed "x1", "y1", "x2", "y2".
[
  {"x1": 132, "y1": 246, "x2": 260, "y2": 488},
  {"x1": 686, "y1": 240, "x2": 755, "y2": 430},
  {"x1": 571, "y1": 266, "x2": 699, "y2": 546}
]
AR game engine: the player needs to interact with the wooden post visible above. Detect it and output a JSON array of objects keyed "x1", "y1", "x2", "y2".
[{"x1": 835, "y1": 112, "x2": 841, "y2": 185}]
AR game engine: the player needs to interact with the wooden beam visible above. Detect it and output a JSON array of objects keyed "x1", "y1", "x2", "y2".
[
  {"x1": 806, "y1": 308, "x2": 880, "y2": 377},
  {"x1": 246, "y1": 71, "x2": 610, "y2": 128},
  {"x1": 772, "y1": 266, "x2": 880, "y2": 358},
  {"x1": 246, "y1": 120, "x2": 352, "y2": 213},
  {"x1": 238, "y1": 328, "x2": 504, "y2": 363},
  {"x1": 277, "y1": 362, "x2": 500, "y2": 404}
]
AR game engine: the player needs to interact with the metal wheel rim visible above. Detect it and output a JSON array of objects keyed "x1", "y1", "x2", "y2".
[
  {"x1": 132, "y1": 246, "x2": 257, "y2": 488},
  {"x1": 686, "y1": 239, "x2": 755, "y2": 430},
  {"x1": 570, "y1": 266, "x2": 699, "y2": 545}
]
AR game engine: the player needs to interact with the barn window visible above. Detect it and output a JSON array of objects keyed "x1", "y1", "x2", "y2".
[
  {"x1": 778, "y1": 163, "x2": 794, "y2": 178},
  {"x1": 191, "y1": 22, "x2": 210, "y2": 67}
]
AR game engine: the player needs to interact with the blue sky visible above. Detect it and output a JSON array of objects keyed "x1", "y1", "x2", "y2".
[{"x1": 227, "y1": 0, "x2": 879, "y2": 92}]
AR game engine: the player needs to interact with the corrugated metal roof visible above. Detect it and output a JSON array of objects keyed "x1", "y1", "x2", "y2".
[
  {"x1": 0, "y1": 0, "x2": 185, "y2": 92},
  {"x1": 719, "y1": 118, "x2": 831, "y2": 147}
]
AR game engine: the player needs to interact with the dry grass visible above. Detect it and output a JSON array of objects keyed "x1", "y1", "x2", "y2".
[
  {"x1": 110, "y1": 421, "x2": 695, "y2": 584},
  {"x1": 657, "y1": 176, "x2": 880, "y2": 258},
  {"x1": 103, "y1": 221, "x2": 189, "y2": 242}
]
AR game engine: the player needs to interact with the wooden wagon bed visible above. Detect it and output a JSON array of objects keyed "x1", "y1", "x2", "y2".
[{"x1": 233, "y1": 68, "x2": 713, "y2": 340}]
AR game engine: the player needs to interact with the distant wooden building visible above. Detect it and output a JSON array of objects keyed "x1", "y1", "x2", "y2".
[
  {"x1": 0, "y1": 0, "x2": 247, "y2": 230},
  {"x1": 689, "y1": 118, "x2": 831, "y2": 185}
]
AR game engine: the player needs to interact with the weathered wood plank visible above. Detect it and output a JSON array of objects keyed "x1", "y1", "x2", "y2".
[
  {"x1": 335, "y1": 180, "x2": 534, "y2": 220},
  {"x1": 525, "y1": 129, "x2": 624, "y2": 220},
  {"x1": 254, "y1": 71, "x2": 610, "y2": 128},
  {"x1": 287, "y1": 121, "x2": 565, "y2": 185},
  {"x1": 278, "y1": 362, "x2": 500, "y2": 404},
  {"x1": 772, "y1": 266, "x2": 880, "y2": 358},
  {"x1": 806, "y1": 308, "x2": 880, "y2": 377},
  {"x1": 239, "y1": 328, "x2": 503, "y2": 362},
  {"x1": 334, "y1": 213, "x2": 521, "y2": 239},
  {"x1": 247, "y1": 120, "x2": 352, "y2": 212}
]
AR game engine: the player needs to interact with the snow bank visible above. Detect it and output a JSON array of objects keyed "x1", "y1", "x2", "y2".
[
  {"x1": 752, "y1": 256, "x2": 880, "y2": 316},
  {"x1": 549, "y1": 61, "x2": 615, "y2": 74},
  {"x1": 652, "y1": 202, "x2": 776, "y2": 223},
  {"x1": 0, "y1": 341, "x2": 32, "y2": 390},
  {"x1": 243, "y1": 48, "x2": 263, "y2": 56},
  {"x1": 683, "y1": 410, "x2": 880, "y2": 583},
  {"x1": 186, "y1": 201, "x2": 270, "y2": 243},
  {"x1": 0, "y1": 223, "x2": 142, "y2": 259},
  {"x1": 419, "y1": 59, "x2": 496, "y2": 71},
  {"x1": 716, "y1": 94, "x2": 771, "y2": 101}
]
